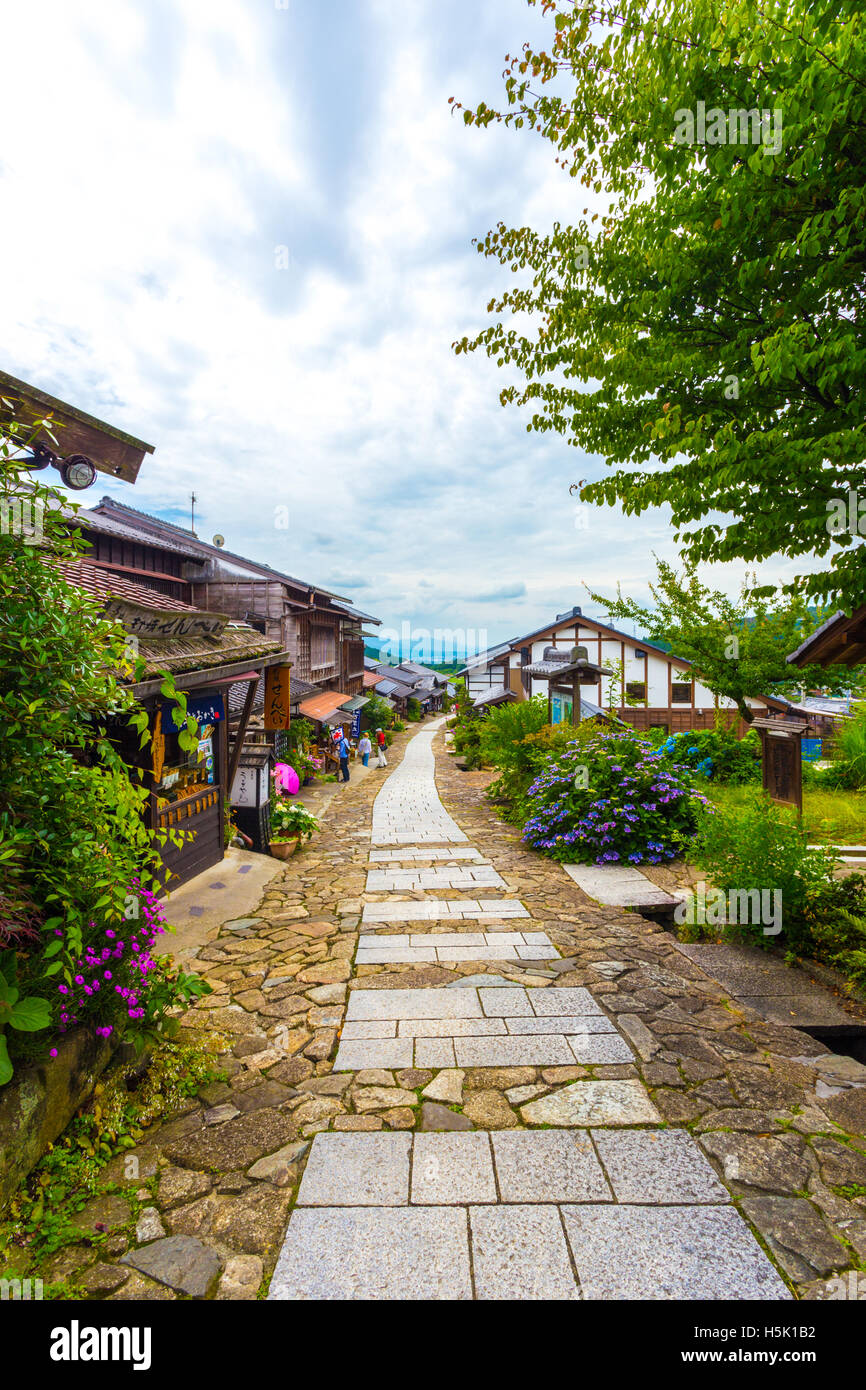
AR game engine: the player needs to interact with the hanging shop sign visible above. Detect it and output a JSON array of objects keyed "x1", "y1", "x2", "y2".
[
  {"x1": 351, "y1": 708, "x2": 362, "y2": 739},
  {"x1": 162, "y1": 693, "x2": 225, "y2": 733},
  {"x1": 263, "y1": 664, "x2": 292, "y2": 731},
  {"x1": 104, "y1": 598, "x2": 229, "y2": 639}
]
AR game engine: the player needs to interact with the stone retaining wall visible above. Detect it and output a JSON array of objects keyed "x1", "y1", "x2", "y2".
[{"x1": 0, "y1": 1029, "x2": 114, "y2": 1212}]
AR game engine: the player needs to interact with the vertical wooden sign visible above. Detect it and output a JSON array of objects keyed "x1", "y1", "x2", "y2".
[{"x1": 264, "y1": 665, "x2": 292, "y2": 730}]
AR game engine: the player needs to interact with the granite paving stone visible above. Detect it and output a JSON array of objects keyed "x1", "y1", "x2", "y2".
[
  {"x1": 504, "y1": 1015, "x2": 616, "y2": 1035},
  {"x1": 296, "y1": 1132, "x2": 411, "y2": 1206},
  {"x1": 469, "y1": 1206, "x2": 580, "y2": 1300},
  {"x1": 332, "y1": 1038, "x2": 414, "y2": 1071},
  {"x1": 268, "y1": 1207, "x2": 473, "y2": 1300},
  {"x1": 478, "y1": 988, "x2": 532, "y2": 1017},
  {"x1": 412, "y1": 1133, "x2": 497, "y2": 1204},
  {"x1": 593, "y1": 1129, "x2": 730, "y2": 1204},
  {"x1": 521, "y1": 1080, "x2": 661, "y2": 1127},
  {"x1": 414, "y1": 1038, "x2": 457, "y2": 1068},
  {"x1": 397, "y1": 1017, "x2": 507, "y2": 1037},
  {"x1": 454, "y1": 1035, "x2": 577, "y2": 1068},
  {"x1": 560, "y1": 1205, "x2": 791, "y2": 1300},
  {"x1": 340, "y1": 1021, "x2": 397, "y2": 1039},
  {"x1": 530, "y1": 988, "x2": 604, "y2": 1017},
  {"x1": 346, "y1": 988, "x2": 483, "y2": 1020},
  {"x1": 567, "y1": 1034, "x2": 635, "y2": 1065},
  {"x1": 491, "y1": 1130, "x2": 612, "y2": 1204}
]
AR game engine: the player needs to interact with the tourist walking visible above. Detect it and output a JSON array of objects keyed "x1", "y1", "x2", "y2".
[
  {"x1": 358, "y1": 732, "x2": 372, "y2": 767},
  {"x1": 335, "y1": 729, "x2": 351, "y2": 782},
  {"x1": 375, "y1": 727, "x2": 387, "y2": 767}
]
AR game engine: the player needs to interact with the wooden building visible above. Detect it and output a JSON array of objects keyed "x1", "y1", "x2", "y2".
[
  {"x1": 89, "y1": 498, "x2": 377, "y2": 700},
  {"x1": 55, "y1": 555, "x2": 290, "y2": 888},
  {"x1": 457, "y1": 606, "x2": 776, "y2": 733}
]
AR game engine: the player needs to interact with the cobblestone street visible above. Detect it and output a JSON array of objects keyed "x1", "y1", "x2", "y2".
[{"x1": 66, "y1": 718, "x2": 866, "y2": 1302}]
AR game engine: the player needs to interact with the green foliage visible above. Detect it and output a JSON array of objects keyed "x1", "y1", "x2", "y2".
[
  {"x1": 405, "y1": 697, "x2": 423, "y2": 721},
  {"x1": 693, "y1": 795, "x2": 836, "y2": 947},
  {"x1": 454, "y1": 0, "x2": 866, "y2": 610},
  {"x1": 0, "y1": 411, "x2": 208, "y2": 1077},
  {"x1": 479, "y1": 695, "x2": 549, "y2": 773},
  {"x1": 800, "y1": 875, "x2": 866, "y2": 991},
  {"x1": 361, "y1": 693, "x2": 396, "y2": 732},
  {"x1": 0, "y1": 953, "x2": 52, "y2": 1084},
  {"x1": 822, "y1": 703, "x2": 866, "y2": 789},
  {"x1": 692, "y1": 792, "x2": 866, "y2": 986},
  {"x1": 708, "y1": 780, "x2": 866, "y2": 846},
  {"x1": 522, "y1": 726, "x2": 707, "y2": 864},
  {"x1": 659, "y1": 728, "x2": 761, "y2": 783}
]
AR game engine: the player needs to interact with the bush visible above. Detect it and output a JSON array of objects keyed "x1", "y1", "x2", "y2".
[
  {"x1": 452, "y1": 719, "x2": 485, "y2": 768},
  {"x1": 405, "y1": 697, "x2": 422, "y2": 721},
  {"x1": 522, "y1": 726, "x2": 707, "y2": 864},
  {"x1": 820, "y1": 704, "x2": 866, "y2": 789},
  {"x1": 692, "y1": 795, "x2": 836, "y2": 950},
  {"x1": 800, "y1": 874, "x2": 866, "y2": 991},
  {"x1": 362, "y1": 693, "x2": 396, "y2": 733},
  {"x1": 658, "y1": 728, "x2": 761, "y2": 784}
]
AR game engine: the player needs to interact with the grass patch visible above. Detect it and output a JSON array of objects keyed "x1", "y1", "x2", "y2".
[{"x1": 703, "y1": 782, "x2": 866, "y2": 845}]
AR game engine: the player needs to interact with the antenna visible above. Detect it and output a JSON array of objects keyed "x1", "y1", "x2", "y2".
[{"x1": 190, "y1": 491, "x2": 197, "y2": 534}]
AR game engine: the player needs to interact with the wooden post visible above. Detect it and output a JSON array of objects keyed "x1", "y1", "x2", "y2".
[
  {"x1": 228, "y1": 679, "x2": 258, "y2": 794},
  {"x1": 572, "y1": 672, "x2": 581, "y2": 726}
]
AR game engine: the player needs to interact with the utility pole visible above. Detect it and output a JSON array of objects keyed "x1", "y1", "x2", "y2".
[{"x1": 190, "y1": 490, "x2": 197, "y2": 534}]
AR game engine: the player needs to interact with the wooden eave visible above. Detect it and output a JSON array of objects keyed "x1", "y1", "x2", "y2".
[{"x1": 0, "y1": 370, "x2": 154, "y2": 483}]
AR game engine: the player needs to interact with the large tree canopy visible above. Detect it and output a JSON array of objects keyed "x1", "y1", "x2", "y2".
[{"x1": 454, "y1": 0, "x2": 866, "y2": 610}]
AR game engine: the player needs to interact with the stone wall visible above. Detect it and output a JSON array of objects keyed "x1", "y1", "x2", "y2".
[{"x1": 0, "y1": 1029, "x2": 114, "y2": 1212}]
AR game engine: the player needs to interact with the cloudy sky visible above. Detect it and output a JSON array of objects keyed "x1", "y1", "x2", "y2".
[{"x1": 1, "y1": 0, "x2": 817, "y2": 653}]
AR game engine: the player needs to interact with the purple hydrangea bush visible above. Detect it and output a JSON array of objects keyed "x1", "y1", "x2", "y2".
[{"x1": 522, "y1": 727, "x2": 709, "y2": 865}]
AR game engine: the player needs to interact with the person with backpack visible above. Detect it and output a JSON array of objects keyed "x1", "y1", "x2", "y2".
[
  {"x1": 335, "y1": 728, "x2": 351, "y2": 782},
  {"x1": 375, "y1": 727, "x2": 387, "y2": 767}
]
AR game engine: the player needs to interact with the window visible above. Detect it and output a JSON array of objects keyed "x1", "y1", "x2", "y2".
[
  {"x1": 626, "y1": 681, "x2": 646, "y2": 700},
  {"x1": 310, "y1": 625, "x2": 336, "y2": 669},
  {"x1": 671, "y1": 682, "x2": 692, "y2": 704}
]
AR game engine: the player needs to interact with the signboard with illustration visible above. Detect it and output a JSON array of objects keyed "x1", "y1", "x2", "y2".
[{"x1": 162, "y1": 693, "x2": 225, "y2": 733}]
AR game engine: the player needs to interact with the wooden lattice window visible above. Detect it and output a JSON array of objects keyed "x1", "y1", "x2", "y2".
[
  {"x1": 671, "y1": 682, "x2": 692, "y2": 703},
  {"x1": 310, "y1": 625, "x2": 336, "y2": 669},
  {"x1": 626, "y1": 681, "x2": 646, "y2": 700}
]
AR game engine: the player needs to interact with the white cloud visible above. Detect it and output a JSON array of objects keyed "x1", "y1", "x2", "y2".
[{"x1": 0, "y1": 0, "x2": 829, "y2": 645}]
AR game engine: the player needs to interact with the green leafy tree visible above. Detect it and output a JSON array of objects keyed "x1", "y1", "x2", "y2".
[
  {"x1": 454, "y1": 0, "x2": 866, "y2": 609},
  {"x1": 587, "y1": 557, "x2": 860, "y2": 724},
  {"x1": 361, "y1": 692, "x2": 396, "y2": 732}
]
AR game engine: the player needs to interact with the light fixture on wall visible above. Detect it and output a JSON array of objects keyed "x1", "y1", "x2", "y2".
[{"x1": 59, "y1": 455, "x2": 97, "y2": 490}]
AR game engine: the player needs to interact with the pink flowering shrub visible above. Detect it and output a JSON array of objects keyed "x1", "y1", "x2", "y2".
[{"x1": 52, "y1": 881, "x2": 210, "y2": 1049}]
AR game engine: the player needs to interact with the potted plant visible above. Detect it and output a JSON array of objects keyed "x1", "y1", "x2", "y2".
[{"x1": 268, "y1": 799, "x2": 319, "y2": 858}]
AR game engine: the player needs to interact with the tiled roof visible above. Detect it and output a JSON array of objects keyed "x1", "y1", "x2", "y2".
[
  {"x1": 53, "y1": 559, "x2": 195, "y2": 610},
  {"x1": 55, "y1": 559, "x2": 283, "y2": 677},
  {"x1": 93, "y1": 497, "x2": 349, "y2": 601},
  {"x1": 72, "y1": 506, "x2": 205, "y2": 561},
  {"x1": 297, "y1": 690, "x2": 351, "y2": 722}
]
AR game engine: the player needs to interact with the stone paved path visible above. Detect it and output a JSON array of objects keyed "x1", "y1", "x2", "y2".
[
  {"x1": 52, "y1": 716, "x2": 866, "y2": 1302},
  {"x1": 265, "y1": 720, "x2": 790, "y2": 1300}
]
